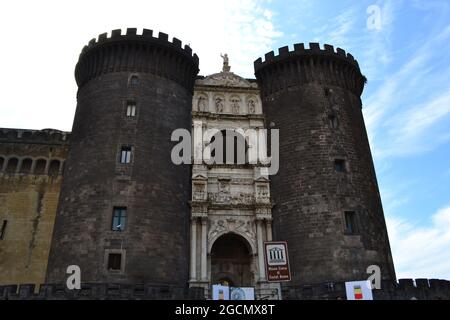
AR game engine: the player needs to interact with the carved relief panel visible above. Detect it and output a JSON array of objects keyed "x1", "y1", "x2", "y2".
[
  {"x1": 255, "y1": 181, "x2": 270, "y2": 204},
  {"x1": 193, "y1": 182, "x2": 207, "y2": 201},
  {"x1": 208, "y1": 217, "x2": 256, "y2": 248},
  {"x1": 217, "y1": 179, "x2": 231, "y2": 202}
]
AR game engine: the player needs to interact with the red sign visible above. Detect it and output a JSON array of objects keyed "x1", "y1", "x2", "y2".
[{"x1": 264, "y1": 241, "x2": 291, "y2": 282}]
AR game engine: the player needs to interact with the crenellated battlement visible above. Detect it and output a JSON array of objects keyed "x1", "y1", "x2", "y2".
[
  {"x1": 1, "y1": 279, "x2": 448, "y2": 300},
  {"x1": 75, "y1": 28, "x2": 200, "y2": 92},
  {"x1": 0, "y1": 128, "x2": 70, "y2": 145},
  {"x1": 0, "y1": 283, "x2": 204, "y2": 300},
  {"x1": 79, "y1": 28, "x2": 197, "y2": 62},
  {"x1": 254, "y1": 43, "x2": 366, "y2": 97},
  {"x1": 254, "y1": 43, "x2": 359, "y2": 70},
  {"x1": 281, "y1": 278, "x2": 450, "y2": 300}
]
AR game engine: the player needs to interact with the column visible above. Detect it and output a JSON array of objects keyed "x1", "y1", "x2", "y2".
[
  {"x1": 201, "y1": 218, "x2": 208, "y2": 280},
  {"x1": 190, "y1": 218, "x2": 197, "y2": 281},
  {"x1": 256, "y1": 219, "x2": 266, "y2": 281},
  {"x1": 44, "y1": 159, "x2": 50, "y2": 175},
  {"x1": 266, "y1": 219, "x2": 273, "y2": 241}
]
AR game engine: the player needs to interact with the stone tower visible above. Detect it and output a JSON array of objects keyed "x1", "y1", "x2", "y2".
[
  {"x1": 46, "y1": 29, "x2": 199, "y2": 289},
  {"x1": 254, "y1": 43, "x2": 396, "y2": 291}
]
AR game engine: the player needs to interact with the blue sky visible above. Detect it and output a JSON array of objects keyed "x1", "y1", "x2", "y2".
[{"x1": 0, "y1": 0, "x2": 449, "y2": 280}]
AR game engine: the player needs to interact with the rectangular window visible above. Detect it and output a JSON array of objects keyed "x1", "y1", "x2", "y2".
[
  {"x1": 107, "y1": 253, "x2": 122, "y2": 271},
  {"x1": 334, "y1": 159, "x2": 346, "y2": 172},
  {"x1": 120, "y1": 146, "x2": 132, "y2": 164},
  {"x1": 344, "y1": 211, "x2": 357, "y2": 234},
  {"x1": 112, "y1": 207, "x2": 127, "y2": 231},
  {"x1": 329, "y1": 114, "x2": 338, "y2": 129},
  {"x1": 126, "y1": 101, "x2": 136, "y2": 117},
  {"x1": 0, "y1": 220, "x2": 7, "y2": 240}
]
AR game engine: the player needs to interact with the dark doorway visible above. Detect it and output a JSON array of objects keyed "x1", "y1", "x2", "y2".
[{"x1": 210, "y1": 233, "x2": 253, "y2": 287}]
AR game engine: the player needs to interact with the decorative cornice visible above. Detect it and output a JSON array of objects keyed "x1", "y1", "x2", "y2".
[{"x1": 196, "y1": 71, "x2": 258, "y2": 89}]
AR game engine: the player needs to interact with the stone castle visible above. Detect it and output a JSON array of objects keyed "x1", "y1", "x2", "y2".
[{"x1": 0, "y1": 28, "x2": 449, "y2": 300}]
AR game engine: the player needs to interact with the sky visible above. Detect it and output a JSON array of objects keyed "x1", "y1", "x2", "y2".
[{"x1": 0, "y1": 0, "x2": 449, "y2": 281}]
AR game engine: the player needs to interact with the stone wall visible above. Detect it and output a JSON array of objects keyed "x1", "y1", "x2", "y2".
[
  {"x1": 0, "y1": 283, "x2": 204, "y2": 300},
  {"x1": 0, "y1": 128, "x2": 69, "y2": 286}
]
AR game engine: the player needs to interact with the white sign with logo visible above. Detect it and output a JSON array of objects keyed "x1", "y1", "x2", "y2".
[
  {"x1": 212, "y1": 285, "x2": 230, "y2": 300},
  {"x1": 230, "y1": 287, "x2": 255, "y2": 300},
  {"x1": 264, "y1": 241, "x2": 291, "y2": 282},
  {"x1": 345, "y1": 280, "x2": 373, "y2": 300}
]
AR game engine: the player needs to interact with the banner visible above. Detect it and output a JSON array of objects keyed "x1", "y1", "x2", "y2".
[
  {"x1": 211, "y1": 285, "x2": 229, "y2": 300},
  {"x1": 345, "y1": 280, "x2": 373, "y2": 300}
]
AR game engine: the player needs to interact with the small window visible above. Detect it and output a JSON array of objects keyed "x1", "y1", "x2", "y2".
[
  {"x1": 120, "y1": 146, "x2": 132, "y2": 164},
  {"x1": 112, "y1": 207, "x2": 127, "y2": 231},
  {"x1": 35, "y1": 159, "x2": 47, "y2": 175},
  {"x1": 334, "y1": 159, "x2": 346, "y2": 172},
  {"x1": 6, "y1": 158, "x2": 18, "y2": 173},
  {"x1": 20, "y1": 158, "x2": 32, "y2": 174},
  {"x1": 126, "y1": 101, "x2": 136, "y2": 117},
  {"x1": 48, "y1": 160, "x2": 60, "y2": 177},
  {"x1": 0, "y1": 220, "x2": 7, "y2": 240},
  {"x1": 129, "y1": 75, "x2": 139, "y2": 88},
  {"x1": 344, "y1": 211, "x2": 357, "y2": 234},
  {"x1": 329, "y1": 114, "x2": 338, "y2": 129},
  {"x1": 107, "y1": 253, "x2": 122, "y2": 271}
]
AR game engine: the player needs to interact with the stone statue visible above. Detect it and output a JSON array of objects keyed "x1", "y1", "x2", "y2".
[
  {"x1": 248, "y1": 99, "x2": 255, "y2": 114},
  {"x1": 197, "y1": 96, "x2": 207, "y2": 112},
  {"x1": 221, "y1": 53, "x2": 230, "y2": 72},
  {"x1": 215, "y1": 97, "x2": 224, "y2": 113}
]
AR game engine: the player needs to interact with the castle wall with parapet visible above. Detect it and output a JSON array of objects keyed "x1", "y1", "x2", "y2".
[{"x1": 0, "y1": 128, "x2": 69, "y2": 286}]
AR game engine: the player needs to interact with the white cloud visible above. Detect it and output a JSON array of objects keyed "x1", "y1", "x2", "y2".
[
  {"x1": 386, "y1": 205, "x2": 450, "y2": 279},
  {"x1": 363, "y1": 23, "x2": 450, "y2": 159},
  {"x1": 0, "y1": 0, "x2": 281, "y2": 131}
]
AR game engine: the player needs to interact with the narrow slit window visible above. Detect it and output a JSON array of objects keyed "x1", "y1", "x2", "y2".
[
  {"x1": 126, "y1": 101, "x2": 136, "y2": 117},
  {"x1": 344, "y1": 211, "x2": 357, "y2": 234},
  {"x1": 0, "y1": 220, "x2": 7, "y2": 240},
  {"x1": 112, "y1": 207, "x2": 127, "y2": 231},
  {"x1": 334, "y1": 159, "x2": 346, "y2": 172},
  {"x1": 120, "y1": 146, "x2": 132, "y2": 164},
  {"x1": 329, "y1": 114, "x2": 338, "y2": 129}
]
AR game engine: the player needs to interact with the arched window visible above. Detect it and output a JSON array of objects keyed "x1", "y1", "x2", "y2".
[
  {"x1": 129, "y1": 75, "x2": 139, "y2": 88},
  {"x1": 34, "y1": 159, "x2": 47, "y2": 175},
  {"x1": 48, "y1": 159, "x2": 61, "y2": 177},
  {"x1": 6, "y1": 158, "x2": 18, "y2": 173},
  {"x1": 20, "y1": 158, "x2": 33, "y2": 174}
]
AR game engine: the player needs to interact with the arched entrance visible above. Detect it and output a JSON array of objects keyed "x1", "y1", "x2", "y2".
[{"x1": 210, "y1": 233, "x2": 253, "y2": 287}]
